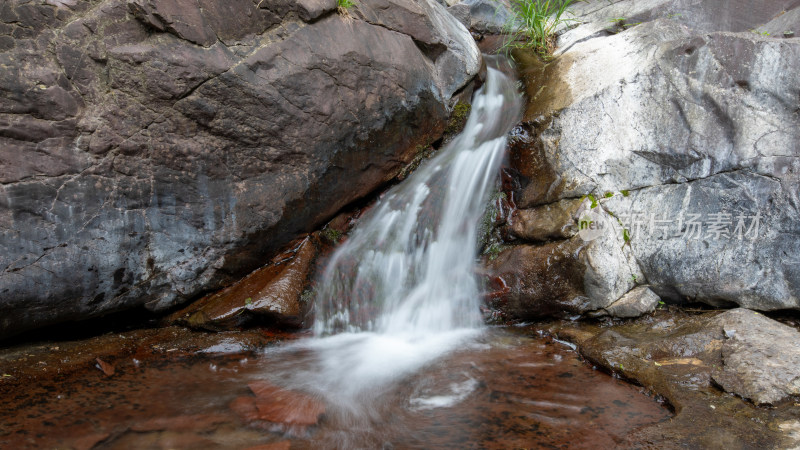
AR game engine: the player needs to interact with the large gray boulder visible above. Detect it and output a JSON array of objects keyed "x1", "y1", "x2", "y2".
[
  {"x1": 711, "y1": 308, "x2": 800, "y2": 405},
  {"x1": 0, "y1": 0, "x2": 480, "y2": 337},
  {"x1": 488, "y1": 0, "x2": 800, "y2": 318}
]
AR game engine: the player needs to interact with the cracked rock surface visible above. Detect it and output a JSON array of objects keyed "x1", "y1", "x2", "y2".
[
  {"x1": 0, "y1": 0, "x2": 480, "y2": 338},
  {"x1": 489, "y1": 0, "x2": 800, "y2": 319}
]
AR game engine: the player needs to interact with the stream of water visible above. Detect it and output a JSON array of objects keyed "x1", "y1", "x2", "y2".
[
  {"x1": 257, "y1": 65, "x2": 522, "y2": 412},
  {"x1": 315, "y1": 65, "x2": 522, "y2": 337}
]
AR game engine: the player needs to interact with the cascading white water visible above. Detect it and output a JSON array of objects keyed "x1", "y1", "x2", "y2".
[
  {"x1": 315, "y1": 65, "x2": 522, "y2": 337},
  {"x1": 262, "y1": 64, "x2": 521, "y2": 413}
]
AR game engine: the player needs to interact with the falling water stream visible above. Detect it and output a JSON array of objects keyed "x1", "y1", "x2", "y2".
[
  {"x1": 0, "y1": 60, "x2": 670, "y2": 450},
  {"x1": 315, "y1": 66, "x2": 521, "y2": 337},
  {"x1": 263, "y1": 65, "x2": 523, "y2": 405}
]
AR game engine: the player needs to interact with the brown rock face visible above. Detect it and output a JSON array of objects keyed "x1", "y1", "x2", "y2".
[
  {"x1": 507, "y1": 198, "x2": 581, "y2": 241},
  {"x1": 0, "y1": 0, "x2": 479, "y2": 337},
  {"x1": 482, "y1": 241, "x2": 589, "y2": 319},
  {"x1": 170, "y1": 236, "x2": 318, "y2": 330}
]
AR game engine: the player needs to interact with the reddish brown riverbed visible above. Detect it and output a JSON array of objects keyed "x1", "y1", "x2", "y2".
[{"x1": 0, "y1": 327, "x2": 669, "y2": 449}]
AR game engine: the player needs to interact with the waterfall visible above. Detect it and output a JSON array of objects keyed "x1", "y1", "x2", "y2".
[
  {"x1": 314, "y1": 65, "x2": 522, "y2": 337},
  {"x1": 263, "y1": 64, "x2": 522, "y2": 411}
]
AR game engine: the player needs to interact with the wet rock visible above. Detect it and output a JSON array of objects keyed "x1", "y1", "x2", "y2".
[
  {"x1": 72, "y1": 433, "x2": 113, "y2": 450},
  {"x1": 131, "y1": 413, "x2": 230, "y2": 432},
  {"x1": 0, "y1": 0, "x2": 481, "y2": 338},
  {"x1": 484, "y1": 198, "x2": 643, "y2": 320},
  {"x1": 232, "y1": 380, "x2": 325, "y2": 427},
  {"x1": 711, "y1": 308, "x2": 800, "y2": 405},
  {"x1": 245, "y1": 443, "x2": 292, "y2": 450},
  {"x1": 552, "y1": 308, "x2": 800, "y2": 448},
  {"x1": 483, "y1": 240, "x2": 587, "y2": 319},
  {"x1": 0, "y1": 326, "x2": 290, "y2": 386},
  {"x1": 169, "y1": 237, "x2": 317, "y2": 330},
  {"x1": 506, "y1": 0, "x2": 800, "y2": 311},
  {"x1": 0, "y1": 325, "x2": 304, "y2": 449},
  {"x1": 567, "y1": 307, "x2": 800, "y2": 407},
  {"x1": 95, "y1": 357, "x2": 116, "y2": 376},
  {"x1": 508, "y1": 198, "x2": 581, "y2": 241},
  {"x1": 601, "y1": 286, "x2": 661, "y2": 318}
]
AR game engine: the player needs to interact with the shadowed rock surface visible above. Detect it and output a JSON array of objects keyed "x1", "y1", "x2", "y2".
[
  {"x1": 484, "y1": 198, "x2": 643, "y2": 320},
  {"x1": 169, "y1": 236, "x2": 318, "y2": 331},
  {"x1": 0, "y1": 0, "x2": 480, "y2": 338}
]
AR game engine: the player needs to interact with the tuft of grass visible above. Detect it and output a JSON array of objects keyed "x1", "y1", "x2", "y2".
[
  {"x1": 501, "y1": 0, "x2": 578, "y2": 55},
  {"x1": 337, "y1": 0, "x2": 355, "y2": 15}
]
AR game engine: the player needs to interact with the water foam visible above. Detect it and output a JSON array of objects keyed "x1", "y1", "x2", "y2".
[{"x1": 263, "y1": 65, "x2": 521, "y2": 412}]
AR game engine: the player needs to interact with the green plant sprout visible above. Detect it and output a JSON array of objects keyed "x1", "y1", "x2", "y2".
[{"x1": 587, "y1": 193, "x2": 599, "y2": 208}]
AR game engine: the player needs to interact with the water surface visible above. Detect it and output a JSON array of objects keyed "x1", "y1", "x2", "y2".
[{"x1": 0, "y1": 328, "x2": 669, "y2": 449}]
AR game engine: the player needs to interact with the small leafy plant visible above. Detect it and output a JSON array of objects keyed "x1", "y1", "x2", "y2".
[
  {"x1": 501, "y1": 0, "x2": 578, "y2": 55},
  {"x1": 587, "y1": 193, "x2": 599, "y2": 208}
]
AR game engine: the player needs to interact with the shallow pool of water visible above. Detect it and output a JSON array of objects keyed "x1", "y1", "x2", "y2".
[{"x1": 0, "y1": 328, "x2": 669, "y2": 449}]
